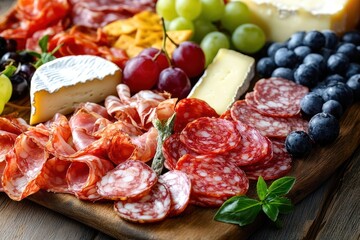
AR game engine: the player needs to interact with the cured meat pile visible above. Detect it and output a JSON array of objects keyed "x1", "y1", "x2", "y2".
[{"x1": 0, "y1": 0, "x2": 157, "y2": 68}]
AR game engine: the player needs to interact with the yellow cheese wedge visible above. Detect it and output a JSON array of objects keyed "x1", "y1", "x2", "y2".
[
  {"x1": 235, "y1": 0, "x2": 360, "y2": 42},
  {"x1": 30, "y1": 55, "x2": 122, "y2": 125},
  {"x1": 187, "y1": 48, "x2": 255, "y2": 115}
]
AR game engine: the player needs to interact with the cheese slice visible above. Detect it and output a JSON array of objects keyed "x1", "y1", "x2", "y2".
[
  {"x1": 30, "y1": 55, "x2": 122, "y2": 125},
  {"x1": 187, "y1": 48, "x2": 255, "y2": 114},
  {"x1": 235, "y1": 0, "x2": 360, "y2": 42}
]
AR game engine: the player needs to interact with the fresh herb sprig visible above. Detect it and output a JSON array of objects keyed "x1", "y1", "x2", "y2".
[{"x1": 214, "y1": 176, "x2": 295, "y2": 227}]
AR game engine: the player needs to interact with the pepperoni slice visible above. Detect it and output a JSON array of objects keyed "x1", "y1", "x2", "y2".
[
  {"x1": 230, "y1": 100, "x2": 291, "y2": 138},
  {"x1": 175, "y1": 154, "x2": 249, "y2": 199},
  {"x1": 96, "y1": 160, "x2": 158, "y2": 200},
  {"x1": 179, "y1": 117, "x2": 241, "y2": 154},
  {"x1": 242, "y1": 140, "x2": 292, "y2": 180},
  {"x1": 114, "y1": 182, "x2": 171, "y2": 223},
  {"x1": 218, "y1": 121, "x2": 273, "y2": 166},
  {"x1": 162, "y1": 133, "x2": 197, "y2": 171},
  {"x1": 159, "y1": 170, "x2": 191, "y2": 216},
  {"x1": 253, "y1": 78, "x2": 309, "y2": 117},
  {"x1": 174, "y1": 98, "x2": 219, "y2": 132}
]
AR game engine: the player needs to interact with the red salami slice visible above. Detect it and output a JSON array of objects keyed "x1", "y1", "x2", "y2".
[
  {"x1": 253, "y1": 78, "x2": 309, "y2": 117},
  {"x1": 242, "y1": 140, "x2": 292, "y2": 180},
  {"x1": 218, "y1": 121, "x2": 273, "y2": 166},
  {"x1": 97, "y1": 160, "x2": 157, "y2": 200},
  {"x1": 159, "y1": 170, "x2": 191, "y2": 216},
  {"x1": 230, "y1": 100, "x2": 291, "y2": 138},
  {"x1": 162, "y1": 133, "x2": 197, "y2": 170},
  {"x1": 180, "y1": 117, "x2": 241, "y2": 154},
  {"x1": 190, "y1": 194, "x2": 229, "y2": 208},
  {"x1": 176, "y1": 154, "x2": 249, "y2": 199},
  {"x1": 114, "y1": 182, "x2": 171, "y2": 223},
  {"x1": 173, "y1": 98, "x2": 219, "y2": 132}
]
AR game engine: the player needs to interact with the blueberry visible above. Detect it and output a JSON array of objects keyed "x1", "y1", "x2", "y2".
[
  {"x1": 322, "y1": 30, "x2": 339, "y2": 49},
  {"x1": 322, "y1": 100, "x2": 343, "y2": 119},
  {"x1": 345, "y1": 63, "x2": 360, "y2": 79},
  {"x1": 285, "y1": 131, "x2": 313, "y2": 157},
  {"x1": 322, "y1": 82, "x2": 354, "y2": 109},
  {"x1": 256, "y1": 57, "x2": 276, "y2": 77},
  {"x1": 300, "y1": 92, "x2": 324, "y2": 118},
  {"x1": 311, "y1": 82, "x2": 327, "y2": 96},
  {"x1": 347, "y1": 74, "x2": 360, "y2": 100},
  {"x1": 342, "y1": 31, "x2": 360, "y2": 45},
  {"x1": 308, "y1": 112, "x2": 340, "y2": 145},
  {"x1": 271, "y1": 67, "x2": 294, "y2": 81},
  {"x1": 324, "y1": 74, "x2": 346, "y2": 86},
  {"x1": 267, "y1": 42, "x2": 287, "y2": 58},
  {"x1": 294, "y1": 63, "x2": 319, "y2": 87},
  {"x1": 327, "y1": 53, "x2": 350, "y2": 75},
  {"x1": 318, "y1": 48, "x2": 334, "y2": 62},
  {"x1": 274, "y1": 47, "x2": 297, "y2": 68},
  {"x1": 303, "y1": 53, "x2": 325, "y2": 71},
  {"x1": 337, "y1": 43, "x2": 359, "y2": 62},
  {"x1": 303, "y1": 31, "x2": 326, "y2": 51},
  {"x1": 294, "y1": 46, "x2": 312, "y2": 61},
  {"x1": 287, "y1": 31, "x2": 305, "y2": 50}
]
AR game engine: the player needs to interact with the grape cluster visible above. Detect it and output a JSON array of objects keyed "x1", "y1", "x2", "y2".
[
  {"x1": 123, "y1": 41, "x2": 205, "y2": 98},
  {"x1": 0, "y1": 36, "x2": 36, "y2": 101},
  {"x1": 156, "y1": 0, "x2": 266, "y2": 66}
]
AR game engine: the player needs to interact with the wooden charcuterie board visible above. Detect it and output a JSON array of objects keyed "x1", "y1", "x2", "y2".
[{"x1": 25, "y1": 102, "x2": 360, "y2": 240}]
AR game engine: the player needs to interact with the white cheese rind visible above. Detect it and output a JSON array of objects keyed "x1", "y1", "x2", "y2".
[
  {"x1": 30, "y1": 55, "x2": 122, "y2": 125},
  {"x1": 187, "y1": 48, "x2": 255, "y2": 115}
]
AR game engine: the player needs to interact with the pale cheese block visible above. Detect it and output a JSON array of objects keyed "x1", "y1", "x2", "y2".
[
  {"x1": 30, "y1": 55, "x2": 122, "y2": 125},
  {"x1": 187, "y1": 48, "x2": 255, "y2": 115},
  {"x1": 235, "y1": 0, "x2": 360, "y2": 42}
]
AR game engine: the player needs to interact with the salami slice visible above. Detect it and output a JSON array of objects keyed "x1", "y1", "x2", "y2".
[
  {"x1": 162, "y1": 133, "x2": 197, "y2": 171},
  {"x1": 159, "y1": 170, "x2": 191, "y2": 216},
  {"x1": 218, "y1": 121, "x2": 273, "y2": 166},
  {"x1": 230, "y1": 100, "x2": 291, "y2": 138},
  {"x1": 173, "y1": 98, "x2": 219, "y2": 132},
  {"x1": 176, "y1": 154, "x2": 249, "y2": 199},
  {"x1": 180, "y1": 117, "x2": 241, "y2": 154},
  {"x1": 190, "y1": 194, "x2": 229, "y2": 208},
  {"x1": 114, "y1": 182, "x2": 171, "y2": 223},
  {"x1": 242, "y1": 140, "x2": 292, "y2": 180},
  {"x1": 253, "y1": 78, "x2": 309, "y2": 117},
  {"x1": 97, "y1": 160, "x2": 157, "y2": 200}
]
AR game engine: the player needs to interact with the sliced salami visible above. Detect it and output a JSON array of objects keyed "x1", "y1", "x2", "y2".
[
  {"x1": 173, "y1": 98, "x2": 219, "y2": 132},
  {"x1": 242, "y1": 140, "x2": 292, "y2": 180},
  {"x1": 190, "y1": 194, "x2": 229, "y2": 208},
  {"x1": 159, "y1": 170, "x2": 191, "y2": 216},
  {"x1": 97, "y1": 160, "x2": 157, "y2": 200},
  {"x1": 176, "y1": 154, "x2": 249, "y2": 199},
  {"x1": 230, "y1": 100, "x2": 291, "y2": 138},
  {"x1": 114, "y1": 182, "x2": 171, "y2": 223},
  {"x1": 253, "y1": 78, "x2": 309, "y2": 117},
  {"x1": 179, "y1": 117, "x2": 241, "y2": 154},
  {"x1": 218, "y1": 121, "x2": 273, "y2": 166},
  {"x1": 162, "y1": 133, "x2": 197, "y2": 171}
]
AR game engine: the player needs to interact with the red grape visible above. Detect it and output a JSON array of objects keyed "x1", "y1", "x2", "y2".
[
  {"x1": 157, "y1": 67, "x2": 191, "y2": 99},
  {"x1": 172, "y1": 41, "x2": 205, "y2": 78},
  {"x1": 123, "y1": 55, "x2": 160, "y2": 93},
  {"x1": 139, "y1": 47, "x2": 170, "y2": 72}
]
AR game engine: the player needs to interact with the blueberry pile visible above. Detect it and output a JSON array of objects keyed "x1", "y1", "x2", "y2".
[
  {"x1": 257, "y1": 30, "x2": 360, "y2": 157},
  {"x1": 0, "y1": 36, "x2": 36, "y2": 100}
]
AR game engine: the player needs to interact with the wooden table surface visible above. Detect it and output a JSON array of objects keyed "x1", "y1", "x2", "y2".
[{"x1": 0, "y1": 1, "x2": 359, "y2": 239}]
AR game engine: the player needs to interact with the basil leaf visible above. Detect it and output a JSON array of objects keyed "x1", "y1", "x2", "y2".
[
  {"x1": 23, "y1": 50, "x2": 41, "y2": 59},
  {"x1": 262, "y1": 202, "x2": 279, "y2": 222},
  {"x1": 214, "y1": 196, "x2": 262, "y2": 226},
  {"x1": 268, "y1": 176, "x2": 295, "y2": 196},
  {"x1": 256, "y1": 176, "x2": 267, "y2": 201},
  {"x1": 267, "y1": 196, "x2": 294, "y2": 214},
  {"x1": 39, "y1": 35, "x2": 49, "y2": 53}
]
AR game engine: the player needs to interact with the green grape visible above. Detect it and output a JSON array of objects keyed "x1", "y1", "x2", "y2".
[
  {"x1": 156, "y1": 0, "x2": 178, "y2": 21},
  {"x1": 200, "y1": 31, "x2": 230, "y2": 66},
  {"x1": 198, "y1": 0, "x2": 225, "y2": 22},
  {"x1": 0, "y1": 74, "x2": 13, "y2": 103},
  {"x1": 231, "y1": 23, "x2": 266, "y2": 54},
  {"x1": 176, "y1": 0, "x2": 202, "y2": 20},
  {"x1": 221, "y1": 1, "x2": 251, "y2": 32},
  {"x1": 168, "y1": 17, "x2": 195, "y2": 31},
  {"x1": 192, "y1": 19, "x2": 217, "y2": 43}
]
